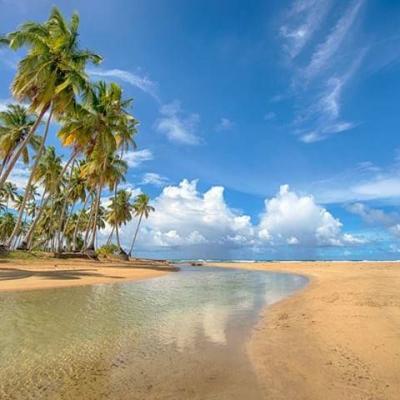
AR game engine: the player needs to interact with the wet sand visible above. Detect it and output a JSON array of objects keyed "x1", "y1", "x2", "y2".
[
  {"x1": 0, "y1": 258, "x2": 175, "y2": 292},
  {"x1": 210, "y1": 261, "x2": 400, "y2": 400}
]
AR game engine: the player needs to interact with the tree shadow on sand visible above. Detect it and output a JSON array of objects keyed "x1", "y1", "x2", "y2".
[{"x1": 0, "y1": 268, "x2": 123, "y2": 281}]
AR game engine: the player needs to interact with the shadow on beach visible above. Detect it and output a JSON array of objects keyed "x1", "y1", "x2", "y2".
[{"x1": 0, "y1": 267, "x2": 123, "y2": 281}]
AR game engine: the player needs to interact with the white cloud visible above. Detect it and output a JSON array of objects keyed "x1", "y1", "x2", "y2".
[
  {"x1": 280, "y1": 0, "x2": 332, "y2": 59},
  {"x1": 106, "y1": 180, "x2": 362, "y2": 255},
  {"x1": 304, "y1": 0, "x2": 364, "y2": 79},
  {"x1": 88, "y1": 68, "x2": 159, "y2": 100},
  {"x1": 141, "y1": 172, "x2": 168, "y2": 187},
  {"x1": 123, "y1": 149, "x2": 153, "y2": 168},
  {"x1": 258, "y1": 185, "x2": 363, "y2": 246},
  {"x1": 298, "y1": 50, "x2": 365, "y2": 142},
  {"x1": 215, "y1": 117, "x2": 234, "y2": 131},
  {"x1": 8, "y1": 162, "x2": 30, "y2": 190},
  {"x1": 155, "y1": 101, "x2": 200, "y2": 145},
  {"x1": 311, "y1": 158, "x2": 400, "y2": 204}
]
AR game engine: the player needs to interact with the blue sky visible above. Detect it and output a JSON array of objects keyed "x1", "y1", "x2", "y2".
[{"x1": 2, "y1": 0, "x2": 400, "y2": 260}]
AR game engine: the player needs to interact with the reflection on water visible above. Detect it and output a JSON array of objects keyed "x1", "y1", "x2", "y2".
[{"x1": 0, "y1": 266, "x2": 307, "y2": 399}]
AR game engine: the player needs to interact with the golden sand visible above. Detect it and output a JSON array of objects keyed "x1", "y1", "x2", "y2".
[
  {"x1": 210, "y1": 261, "x2": 400, "y2": 400},
  {"x1": 0, "y1": 258, "x2": 173, "y2": 292}
]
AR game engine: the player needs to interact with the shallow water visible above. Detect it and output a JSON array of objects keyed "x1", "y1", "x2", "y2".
[{"x1": 0, "y1": 265, "x2": 307, "y2": 399}]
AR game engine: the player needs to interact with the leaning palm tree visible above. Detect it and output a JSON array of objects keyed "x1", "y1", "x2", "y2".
[
  {"x1": 128, "y1": 194, "x2": 154, "y2": 257},
  {"x1": 0, "y1": 6, "x2": 102, "y2": 188},
  {"x1": 0, "y1": 104, "x2": 39, "y2": 177}
]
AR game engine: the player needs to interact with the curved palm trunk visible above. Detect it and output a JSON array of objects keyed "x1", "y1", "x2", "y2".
[
  {"x1": 128, "y1": 213, "x2": 143, "y2": 257},
  {"x1": 0, "y1": 105, "x2": 49, "y2": 188},
  {"x1": 6, "y1": 107, "x2": 54, "y2": 248},
  {"x1": 0, "y1": 151, "x2": 11, "y2": 179},
  {"x1": 72, "y1": 194, "x2": 90, "y2": 251},
  {"x1": 83, "y1": 195, "x2": 96, "y2": 249},
  {"x1": 86, "y1": 183, "x2": 102, "y2": 250},
  {"x1": 106, "y1": 226, "x2": 115, "y2": 245},
  {"x1": 56, "y1": 160, "x2": 76, "y2": 252},
  {"x1": 24, "y1": 149, "x2": 78, "y2": 249}
]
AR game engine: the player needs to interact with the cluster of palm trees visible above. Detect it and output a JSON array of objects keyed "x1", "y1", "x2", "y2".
[{"x1": 0, "y1": 7, "x2": 155, "y2": 257}]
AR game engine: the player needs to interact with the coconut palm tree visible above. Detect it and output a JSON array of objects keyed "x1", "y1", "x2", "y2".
[
  {"x1": 128, "y1": 194, "x2": 154, "y2": 257},
  {"x1": 0, "y1": 104, "x2": 40, "y2": 177},
  {"x1": 0, "y1": 6, "x2": 102, "y2": 188},
  {"x1": 0, "y1": 213, "x2": 16, "y2": 242},
  {"x1": 106, "y1": 189, "x2": 132, "y2": 251},
  {"x1": 0, "y1": 181, "x2": 18, "y2": 210},
  {"x1": 81, "y1": 152, "x2": 127, "y2": 251}
]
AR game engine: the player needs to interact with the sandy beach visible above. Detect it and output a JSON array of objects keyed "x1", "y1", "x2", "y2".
[
  {"x1": 211, "y1": 261, "x2": 400, "y2": 400},
  {"x1": 0, "y1": 258, "x2": 175, "y2": 292}
]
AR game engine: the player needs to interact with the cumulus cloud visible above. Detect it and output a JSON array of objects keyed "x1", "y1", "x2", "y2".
[
  {"x1": 258, "y1": 185, "x2": 362, "y2": 246},
  {"x1": 155, "y1": 101, "x2": 200, "y2": 145},
  {"x1": 109, "y1": 181, "x2": 363, "y2": 257},
  {"x1": 124, "y1": 149, "x2": 153, "y2": 168}
]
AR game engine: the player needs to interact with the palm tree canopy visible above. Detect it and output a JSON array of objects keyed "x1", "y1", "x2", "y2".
[
  {"x1": 133, "y1": 193, "x2": 155, "y2": 219},
  {"x1": 106, "y1": 189, "x2": 132, "y2": 228},
  {"x1": 0, "y1": 104, "x2": 40, "y2": 164},
  {"x1": 5, "y1": 7, "x2": 102, "y2": 116}
]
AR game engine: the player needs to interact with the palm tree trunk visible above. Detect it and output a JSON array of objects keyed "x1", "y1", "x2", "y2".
[
  {"x1": 87, "y1": 183, "x2": 102, "y2": 250},
  {"x1": 0, "y1": 151, "x2": 11, "y2": 177},
  {"x1": 83, "y1": 195, "x2": 96, "y2": 249},
  {"x1": 0, "y1": 105, "x2": 49, "y2": 188},
  {"x1": 72, "y1": 194, "x2": 90, "y2": 251},
  {"x1": 115, "y1": 223, "x2": 121, "y2": 248},
  {"x1": 25, "y1": 149, "x2": 78, "y2": 249},
  {"x1": 128, "y1": 213, "x2": 143, "y2": 257},
  {"x1": 106, "y1": 226, "x2": 115, "y2": 245},
  {"x1": 7, "y1": 106, "x2": 54, "y2": 248}
]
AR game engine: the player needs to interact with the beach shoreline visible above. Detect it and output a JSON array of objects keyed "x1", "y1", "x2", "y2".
[
  {"x1": 208, "y1": 261, "x2": 400, "y2": 400},
  {"x1": 0, "y1": 257, "x2": 176, "y2": 292}
]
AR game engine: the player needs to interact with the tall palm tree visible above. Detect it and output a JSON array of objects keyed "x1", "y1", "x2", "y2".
[
  {"x1": 0, "y1": 6, "x2": 102, "y2": 188},
  {"x1": 81, "y1": 152, "x2": 127, "y2": 251},
  {"x1": 128, "y1": 194, "x2": 154, "y2": 257},
  {"x1": 106, "y1": 189, "x2": 132, "y2": 251},
  {"x1": 0, "y1": 104, "x2": 39, "y2": 177}
]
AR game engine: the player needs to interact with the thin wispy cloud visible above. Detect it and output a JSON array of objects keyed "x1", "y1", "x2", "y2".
[
  {"x1": 280, "y1": 0, "x2": 332, "y2": 59},
  {"x1": 155, "y1": 100, "x2": 200, "y2": 145},
  {"x1": 215, "y1": 117, "x2": 235, "y2": 131},
  {"x1": 124, "y1": 149, "x2": 153, "y2": 168},
  {"x1": 304, "y1": 0, "x2": 364, "y2": 80},
  {"x1": 298, "y1": 50, "x2": 365, "y2": 143},
  {"x1": 278, "y1": 0, "x2": 366, "y2": 143},
  {"x1": 88, "y1": 68, "x2": 160, "y2": 101},
  {"x1": 141, "y1": 172, "x2": 169, "y2": 187}
]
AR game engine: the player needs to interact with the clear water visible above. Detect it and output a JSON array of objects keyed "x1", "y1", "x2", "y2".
[{"x1": 0, "y1": 265, "x2": 308, "y2": 399}]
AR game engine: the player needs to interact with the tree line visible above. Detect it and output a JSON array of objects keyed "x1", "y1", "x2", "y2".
[{"x1": 0, "y1": 7, "x2": 154, "y2": 258}]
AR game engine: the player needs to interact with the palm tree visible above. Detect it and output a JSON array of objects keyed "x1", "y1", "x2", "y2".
[
  {"x1": 0, "y1": 181, "x2": 18, "y2": 210},
  {"x1": 106, "y1": 189, "x2": 132, "y2": 252},
  {"x1": 0, "y1": 213, "x2": 16, "y2": 242},
  {"x1": 81, "y1": 152, "x2": 127, "y2": 251},
  {"x1": 128, "y1": 194, "x2": 154, "y2": 257},
  {"x1": 0, "y1": 6, "x2": 102, "y2": 188},
  {"x1": 0, "y1": 104, "x2": 39, "y2": 177}
]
